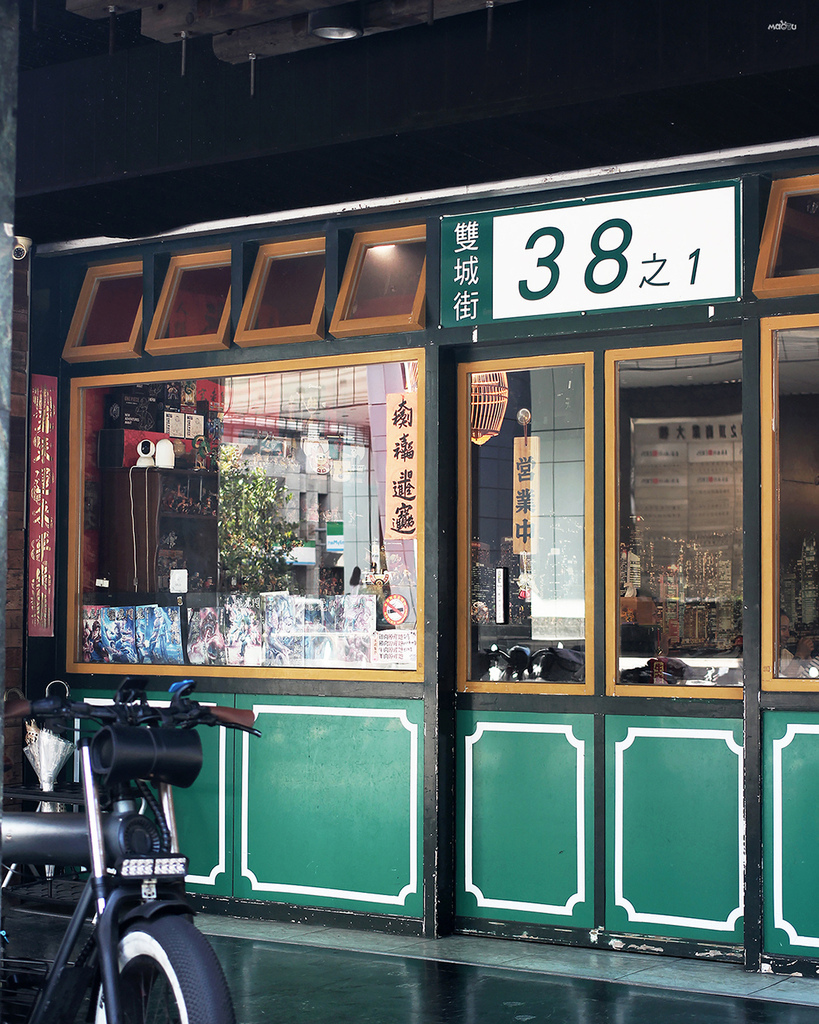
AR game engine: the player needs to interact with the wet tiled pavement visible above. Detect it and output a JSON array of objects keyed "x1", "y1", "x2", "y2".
[{"x1": 5, "y1": 903, "x2": 819, "y2": 1023}]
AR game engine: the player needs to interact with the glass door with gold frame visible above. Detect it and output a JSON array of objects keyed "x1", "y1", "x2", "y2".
[
  {"x1": 761, "y1": 314, "x2": 819, "y2": 691},
  {"x1": 458, "y1": 353, "x2": 594, "y2": 695},
  {"x1": 605, "y1": 340, "x2": 744, "y2": 699}
]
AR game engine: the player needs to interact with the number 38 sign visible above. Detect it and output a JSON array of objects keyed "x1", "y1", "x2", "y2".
[{"x1": 440, "y1": 181, "x2": 740, "y2": 327}]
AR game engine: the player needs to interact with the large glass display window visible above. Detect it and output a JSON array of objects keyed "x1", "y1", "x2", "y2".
[
  {"x1": 458, "y1": 354, "x2": 594, "y2": 694},
  {"x1": 606, "y1": 341, "x2": 743, "y2": 697},
  {"x1": 67, "y1": 353, "x2": 424, "y2": 679},
  {"x1": 761, "y1": 315, "x2": 819, "y2": 690}
]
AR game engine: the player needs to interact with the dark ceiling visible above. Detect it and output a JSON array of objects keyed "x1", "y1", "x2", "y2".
[{"x1": 14, "y1": 0, "x2": 819, "y2": 245}]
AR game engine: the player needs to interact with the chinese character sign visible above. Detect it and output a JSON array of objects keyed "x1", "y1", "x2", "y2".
[
  {"x1": 386, "y1": 391, "x2": 418, "y2": 540},
  {"x1": 440, "y1": 216, "x2": 493, "y2": 328},
  {"x1": 29, "y1": 375, "x2": 58, "y2": 637},
  {"x1": 513, "y1": 436, "x2": 540, "y2": 555},
  {"x1": 440, "y1": 182, "x2": 740, "y2": 327}
]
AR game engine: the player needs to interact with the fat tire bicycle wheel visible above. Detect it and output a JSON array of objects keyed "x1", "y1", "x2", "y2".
[{"x1": 95, "y1": 915, "x2": 236, "y2": 1024}]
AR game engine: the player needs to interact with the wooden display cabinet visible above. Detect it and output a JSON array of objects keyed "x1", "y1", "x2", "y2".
[{"x1": 99, "y1": 467, "x2": 218, "y2": 597}]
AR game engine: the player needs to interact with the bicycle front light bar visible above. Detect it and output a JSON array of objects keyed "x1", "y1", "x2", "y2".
[{"x1": 118, "y1": 856, "x2": 189, "y2": 879}]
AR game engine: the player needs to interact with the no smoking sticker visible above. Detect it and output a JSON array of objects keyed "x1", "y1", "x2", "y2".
[{"x1": 382, "y1": 594, "x2": 410, "y2": 626}]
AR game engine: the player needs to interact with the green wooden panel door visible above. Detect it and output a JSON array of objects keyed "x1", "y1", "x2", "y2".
[
  {"x1": 169, "y1": 692, "x2": 235, "y2": 897},
  {"x1": 763, "y1": 711, "x2": 819, "y2": 956},
  {"x1": 605, "y1": 716, "x2": 744, "y2": 942},
  {"x1": 72, "y1": 687, "x2": 234, "y2": 897},
  {"x1": 235, "y1": 695, "x2": 423, "y2": 917},
  {"x1": 456, "y1": 711, "x2": 594, "y2": 927}
]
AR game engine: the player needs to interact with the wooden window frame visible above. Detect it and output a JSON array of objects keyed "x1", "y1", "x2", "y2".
[
  {"x1": 753, "y1": 174, "x2": 819, "y2": 299},
  {"x1": 761, "y1": 313, "x2": 819, "y2": 691},
  {"x1": 329, "y1": 225, "x2": 426, "y2": 339},
  {"x1": 62, "y1": 261, "x2": 143, "y2": 363},
  {"x1": 605, "y1": 339, "x2": 744, "y2": 700},
  {"x1": 66, "y1": 350, "x2": 426, "y2": 682},
  {"x1": 146, "y1": 251, "x2": 232, "y2": 355},
  {"x1": 235, "y1": 237, "x2": 326, "y2": 348},
  {"x1": 457, "y1": 352, "x2": 595, "y2": 696}
]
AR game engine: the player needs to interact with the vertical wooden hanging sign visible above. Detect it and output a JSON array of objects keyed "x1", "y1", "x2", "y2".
[
  {"x1": 385, "y1": 391, "x2": 418, "y2": 540},
  {"x1": 28, "y1": 374, "x2": 57, "y2": 636},
  {"x1": 512, "y1": 435, "x2": 539, "y2": 555}
]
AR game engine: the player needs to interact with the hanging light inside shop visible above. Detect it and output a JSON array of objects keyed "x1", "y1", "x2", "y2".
[
  {"x1": 308, "y1": 4, "x2": 363, "y2": 41},
  {"x1": 470, "y1": 371, "x2": 508, "y2": 445}
]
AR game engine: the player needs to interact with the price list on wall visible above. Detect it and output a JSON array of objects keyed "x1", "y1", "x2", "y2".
[{"x1": 440, "y1": 181, "x2": 741, "y2": 327}]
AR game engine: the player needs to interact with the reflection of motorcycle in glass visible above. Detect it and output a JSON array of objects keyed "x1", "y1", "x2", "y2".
[{"x1": 484, "y1": 643, "x2": 585, "y2": 682}]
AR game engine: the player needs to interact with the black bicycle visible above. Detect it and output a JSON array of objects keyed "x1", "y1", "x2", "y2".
[{"x1": 1, "y1": 677, "x2": 259, "y2": 1024}]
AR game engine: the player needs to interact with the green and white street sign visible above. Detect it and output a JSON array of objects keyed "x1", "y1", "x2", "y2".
[{"x1": 440, "y1": 181, "x2": 741, "y2": 328}]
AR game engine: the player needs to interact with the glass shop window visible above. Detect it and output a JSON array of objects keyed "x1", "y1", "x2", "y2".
[
  {"x1": 146, "y1": 251, "x2": 232, "y2": 355},
  {"x1": 754, "y1": 174, "x2": 819, "y2": 299},
  {"x1": 330, "y1": 225, "x2": 426, "y2": 338},
  {"x1": 762, "y1": 316, "x2": 819, "y2": 688},
  {"x1": 68, "y1": 355, "x2": 423, "y2": 678},
  {"x1": 608, "y1": 342, "x2": 743, "y2": 696},
  {"x1": 460, "y1": 356, "x2": 593, "y2": 694},
  {"x1": 62, "y1": 261, "x2": 143, "y2": 362},
  {"x1": 235, "y1": 238, "x2": 326, "y2": 347}
]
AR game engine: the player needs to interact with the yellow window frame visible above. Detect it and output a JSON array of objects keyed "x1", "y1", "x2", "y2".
[
  {"x1": 753, "y1": 173, "x2": 819, "y2": 299},
  {"x1": 62, "y1": 260, "x2": 143, "y2": 363},
  {"x1": 146, "y1": 250, "x2": 232, "y2": 355},
  {"x1": 329, "y1": 224, "x2": 426, "y2": 339},
  {"x1": 235, "y1": 237, "x2": 326, "y2": 348},
  {"x1": 605, "y1": 339, "x2": 743, "y2": 699},
  {"x1": 761, "y1": 313, "x2": 819, "y2": 691},
  {"x1": 457, "y1": 352, "x2": 595, "y2": 695}
]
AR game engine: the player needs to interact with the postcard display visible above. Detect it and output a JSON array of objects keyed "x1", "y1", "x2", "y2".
[{"x1": 80, "y1": 367, "x2": 419, "y2": 672}]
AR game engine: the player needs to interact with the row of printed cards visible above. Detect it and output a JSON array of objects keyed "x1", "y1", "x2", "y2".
[{"x1": 82, "y1": 594, "x2": 415, "y2": 668}]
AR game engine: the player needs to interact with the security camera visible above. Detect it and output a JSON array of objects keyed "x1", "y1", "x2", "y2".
[
  {"x1": 135, "y1": 439, "x2": 156, "y2": 467},
  {"x1": 12, "y1": 237, "x2": 32, "y2": 261}
]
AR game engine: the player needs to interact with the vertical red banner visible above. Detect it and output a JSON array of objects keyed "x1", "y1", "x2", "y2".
[{"x1": 28, "y1": 375, "x2": 57, "y2": 637}]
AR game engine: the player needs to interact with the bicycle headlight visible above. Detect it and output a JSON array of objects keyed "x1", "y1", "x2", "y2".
[{"x1": 118, "y1": 856, "x2": 189, "y2": 879}]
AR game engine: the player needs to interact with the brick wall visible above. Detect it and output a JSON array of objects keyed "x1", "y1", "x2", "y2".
[{"x1": 4, "y1": 254, "x2": 29, "y2": 789}]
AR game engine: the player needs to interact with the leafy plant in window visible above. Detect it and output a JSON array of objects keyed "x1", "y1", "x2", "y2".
[{"x1": 217, "y1": 445, "x2": 297, "y2": 592}]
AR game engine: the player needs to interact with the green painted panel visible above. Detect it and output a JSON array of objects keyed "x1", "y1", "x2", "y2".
[
  {"x1": 605, "y1": 716, "x2": 743, "y2": 942},
  {"x1": 763, "y1": 712, "x2": 819, "y2": 956},
  {"x1": 456, "y1": 711, "x2": 594, "y2": 927},
  {"x1": 72, "y1": 687, "x2": 234, "y2": 897},
  {"x1": 235, "y1": 695, "x2": 423, "y2": 917}
]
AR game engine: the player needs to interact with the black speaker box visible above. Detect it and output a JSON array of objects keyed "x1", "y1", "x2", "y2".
[{"x1": 98, "y1": 428, "x2": 127, "y2": 469}]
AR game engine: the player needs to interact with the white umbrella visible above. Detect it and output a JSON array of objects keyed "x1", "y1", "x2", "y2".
[
  {"x1": 23, "y1": 720, "x2": 74, "y2": 812},
  {"x1": 23, "y1": 682, "x2": 76, "y2": 881}
]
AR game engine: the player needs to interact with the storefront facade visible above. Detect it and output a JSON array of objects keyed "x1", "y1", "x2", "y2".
[{"x1": 23, "y1": 145, "x2": 819, "y2": 975}]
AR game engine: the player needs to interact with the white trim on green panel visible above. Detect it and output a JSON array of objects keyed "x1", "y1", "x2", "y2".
[
  {"x1": 77, "y1": 697, "x2": 228, "y2": 887},
  {"x1": 240, "y1": 705, "x2": 419, "y2": 905},
  {"x1": 772, "y1": 723, "x2": 819, "y2": 948},
  {"x1": 614, "y1": 726, "x2": 744, "y2": 931},
  {"x1": 464, "y1": 722, "x2": 586, "y2": 915}
]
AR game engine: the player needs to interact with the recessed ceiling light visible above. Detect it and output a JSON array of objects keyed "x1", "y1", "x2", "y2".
[{"x1": 308, "y1": 4, "x2": 363, "y2": 40}]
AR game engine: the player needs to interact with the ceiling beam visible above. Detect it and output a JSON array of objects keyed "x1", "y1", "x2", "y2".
[
  {"x1": 212, "y1": 0, "x2": 522, "y2": 63},
  {"x1": 140, "y1": 0, "x2": 344, "y2": 44},
  {"x1": 66, "y1": 0, "x2": 152, "y2": 19},
  {"x1": 66, "y1": 0, "x2": 522, "y2": 59}
]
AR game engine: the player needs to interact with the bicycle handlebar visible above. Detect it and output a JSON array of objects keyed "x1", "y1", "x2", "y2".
[{"x1": 5, "y1": 681, "x2": 260, "y2": 736}]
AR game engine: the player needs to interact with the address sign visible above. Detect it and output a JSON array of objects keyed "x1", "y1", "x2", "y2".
[{"x1": 440, "y1": 181, "x2": 741, "y2": 328}]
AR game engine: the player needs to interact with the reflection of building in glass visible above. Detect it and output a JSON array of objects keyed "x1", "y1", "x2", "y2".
[
  {"x1": 783, "y1": 533, "x2": 819, "y2": 628},
  {"x1": 632, "y1": 522, "x2": 741, "y2": 650},
  {"x1": 781, "y1": 569, "x2": 797, "y2": 621},
  {"x1": 471, "y1": 541, "x2": 493, "y2": 609},
  {"x1": 801, "y1": 534, "x2": 817, "y2": 626}
]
